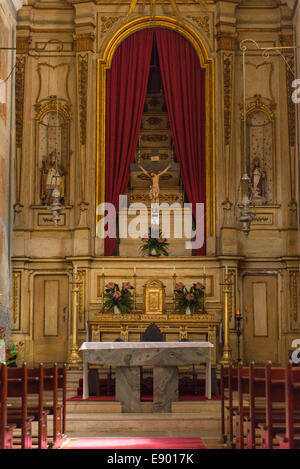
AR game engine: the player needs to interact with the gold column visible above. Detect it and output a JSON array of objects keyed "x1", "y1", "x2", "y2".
[
  {"x1": 68, "y1": 270, "x2": 82, "y2": 366},
  {"x1": 219, "y1": 269, "x2": 233, "y2": 365}
]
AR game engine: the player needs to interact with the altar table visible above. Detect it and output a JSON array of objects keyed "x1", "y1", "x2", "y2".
[{"x1": 79, "y1": 341, "x2": 213, "y2": 413}]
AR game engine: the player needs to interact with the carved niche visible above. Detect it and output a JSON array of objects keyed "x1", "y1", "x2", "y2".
[
  {"x1": 244, "y1": 96, "x2": 276, "y2": 205},
  {"x1": 35, "y1": 96, "x2": 71, "y2": 205}
]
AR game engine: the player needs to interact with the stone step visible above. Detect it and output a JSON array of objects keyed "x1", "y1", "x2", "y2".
[
  {"x1": 66, "y1": 400, "x2": 122, "y2": 413},
  {"x1": 63, "y1": 412, "x2": 221, "y2": 437}
]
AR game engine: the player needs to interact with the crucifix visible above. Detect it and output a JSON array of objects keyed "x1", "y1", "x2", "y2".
[{"x1": 138, "y1": 164, "x2": 171, "y2": 237}]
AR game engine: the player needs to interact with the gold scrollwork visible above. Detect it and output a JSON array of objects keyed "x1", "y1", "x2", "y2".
[
  {"x1": 100, "y1": 16, "x2": 124, "y2": 38},
  {"x1": 12, "y1": 272, "x2": 21, "y2": 329},
  {"x1": 290, "y1": 271, "x2": 299, "y2": 324},
  {"x1": 186, "y1": 16, "x2": 210, "y2": 38}
]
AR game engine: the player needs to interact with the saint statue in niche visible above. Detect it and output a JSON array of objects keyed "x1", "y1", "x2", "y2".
[
  {"x1": 138, "y1": 164, "x2": 171, "y2": 208},
  {"x1": 250, "y1": 156, "x2": 266, "y2": 205},
  {"x1": 40, "y1": 150, "x2": 65, "y2": 205}
]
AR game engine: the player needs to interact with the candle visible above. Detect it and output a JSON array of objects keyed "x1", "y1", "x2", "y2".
[
  {"x1": 225, "y1": 265, "x2": 228, "y2": 275},
  {"x1": 134, "y1": 266, "x2": 136, "y2": 275},
  {"x1": 173, "y1": 266, "x2": 176, "y2": 275},
  {"x1": 102, "y1": 267, "x2": 104, "y2": 275},
  {"x1": 203, "y1": 266, "x2": 206, "y2": 276},
  {"x1": 74, "y1": 264, "x2": 78, "y2": 274}
]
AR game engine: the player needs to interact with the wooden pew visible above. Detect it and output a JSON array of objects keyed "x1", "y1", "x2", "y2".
[
  {"x1": 43, "y1": 364, "x2": 67, "y2": 447},
  {"x1": 221, "y1": 364, "x2": 239, "y2": 448},
  {"x1": 276, "y1": 362, "x2": 300, "y2": 449},
  {"x1": 27, "y1": 364, "x2": 49, "y2": 449},
  {"x1": 0, "y1": 363, "x2": 16, "y2": 449},
  {"x1": 246, "y1": 362, "x2": 266, "y2": 449},
  {"x1": 6, "y1": 363, "x2": 34, "y2": 449},
  {"x1": 220, "y1": 364, "x2": 228, "y2": 443},
  {"x1": 235, "y1": 363, "x2": 250, "y2": 449}
]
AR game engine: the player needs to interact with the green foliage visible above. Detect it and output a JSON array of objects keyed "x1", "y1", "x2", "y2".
[
  {"x1": 104, "y1": 282, "x2": 134, "y2": 314},
  {"x1": 174, "y1": 282, "x2": 205, "y2": 314},
  {"x1": 140, "y1": 229, "x2": 169, "y2": 257}
]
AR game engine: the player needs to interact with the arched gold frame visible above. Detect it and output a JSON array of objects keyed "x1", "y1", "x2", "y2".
[{"x1": 96, "y1": 16, "x2": 215, "y2": 239}]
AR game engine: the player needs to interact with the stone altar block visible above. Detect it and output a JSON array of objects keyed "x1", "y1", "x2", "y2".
[{"x1": 79, "y1": 341, "x2": 213, "y2": 413}]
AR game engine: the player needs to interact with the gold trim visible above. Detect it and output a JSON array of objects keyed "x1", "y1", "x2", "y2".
[{"x1": 96, "y1": 16, "x2": 215, "y2": 239}]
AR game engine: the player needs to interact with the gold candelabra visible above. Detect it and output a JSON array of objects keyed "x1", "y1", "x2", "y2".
[
  {"x1": 219, "y1": 268, "x2": 233, "y2": 365},
  {"x1": 68, "y1": 269, "x2": 82, "y2": 367}
]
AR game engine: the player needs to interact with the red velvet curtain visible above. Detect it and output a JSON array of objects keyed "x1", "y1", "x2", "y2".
[
  {"x1": 155, "y1": 29, "x2": 206, "y2": 255},
  {"x1": 105, "y1": 29, "x2": 154, "y2": 255}
]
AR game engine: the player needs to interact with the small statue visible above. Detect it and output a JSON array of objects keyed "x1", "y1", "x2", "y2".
[
  {"x1": 250, "y1": 157, "x2": 266, "y2": 205},
  {"x1": 40, "y1": 150, "x2": 65, "y2": 205},
  {"x1": 138, "y1": 164, "x2": 171, "y2": 207}
]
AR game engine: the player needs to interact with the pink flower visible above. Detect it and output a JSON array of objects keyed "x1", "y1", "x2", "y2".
[
  {"x1": 185, "y1": 293, "x2": 195, "y2": 302},
  {"x1": 194, "y1": 282, "x2": 204, "y2": 290},
  {"x1": 122, "y1": 282, "x2": 132, "y2": 290},
  {"x1": 113, "y1": 291, "x2": 122, "y2": 299},
  {"x1": 175, "y1": 282, "x2": 185, "y2": 291},
  {"x1": 106, "y1": 282, "x2": 115, "y2": 290},
  {"x1": 158, "y1": 237, "x2": 165, "y2": 244}
]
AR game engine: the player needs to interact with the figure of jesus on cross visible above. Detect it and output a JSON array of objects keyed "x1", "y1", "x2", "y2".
[{"x1": 138, "y1": 164, "x2": 171, "y2": 211}]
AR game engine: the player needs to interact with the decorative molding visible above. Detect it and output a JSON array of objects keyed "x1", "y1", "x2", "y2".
[
  {"x1": 73, "y1": 33, "x2": 95, "y2": 52},
  {"x1": 12, "y1": 272, "x2": 21, "y2": 330},
  {"x1": 223, "y1": 53, "x2": 233, "y2": 147},
  {"x1": 216, "y1": 33, "x2": 238, "y2": 52},
  {"x1": 78, "y1": 54, "x2": 88, "y2": 146},
  {"x1": 35, "y1": 62, "x2": 71, "y2": 105},
  {"x1": 16, "y1": 36, "x2": 31, "y2": 54},
  {"x1": 78, "y1": 270, "x2": 85, "y2": 325},
  {"x1": 290, "y1": 270, "x2": 299, "y2": 328},
  {"x1": 186, "y1": 15, "x2": 210, "y2": 38},
  {"x1": 15, "y1": 56, "x2": 25, "y2": 148},
  {"x1": 285, "y1": 55, "x2": 295, "y2": 148},
  {"x1": 34, "y1": 94, "x2": 72, "y2": 122},
  {"x1": 100, "y1": 16, "x2": 123, "y2": 38}
]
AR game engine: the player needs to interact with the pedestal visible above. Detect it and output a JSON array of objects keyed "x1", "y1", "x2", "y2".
[
  {"x1": 116, "y1": 366, "x2": 141, "y2": 413},
  {"x1": 153, "y1": 366, "x2": 178, "y2": 413}
]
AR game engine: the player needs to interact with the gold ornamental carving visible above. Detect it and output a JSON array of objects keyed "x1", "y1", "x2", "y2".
[
  {"x1": 73, "y1": 33, "x2": 95, "y2": 52},
  {"x1": 78, "y1": 54, "x2": 88, "y2": 146},
  {"x1": 216, "y1": 33, "x2": 238, "y2": 52},
  {"x1": 144, "y1": 279, "x2": 165, "y2": 314},
  {"x1": 16, "y1": 36, "x2": 31, "y2": 54},
  {"x1": 290, "y1": 270, "x2": 299, "y2": 325},
  {"x1": 186, "y1": 16, "x2": 210, "y2": 38},
  {"x1": 12, "y1": 272, "x2": 21, "y2": 329},
  {"x1": 223, "y1": 53, "x2": 233, "y2": 147},
  {"x1": 100, "y1": 16, "x2": 123, "y2": 38}
]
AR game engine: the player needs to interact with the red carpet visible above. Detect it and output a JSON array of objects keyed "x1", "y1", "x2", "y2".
[{"x1": 63, "y1": 437, "x2": 206, "y2": 449}]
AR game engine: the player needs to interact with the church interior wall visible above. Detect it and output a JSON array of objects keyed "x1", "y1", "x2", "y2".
[{"x1": 4, "y1": 0, "x2": 299, "y2": 365}]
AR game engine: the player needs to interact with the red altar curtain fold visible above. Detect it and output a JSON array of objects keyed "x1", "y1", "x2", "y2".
[
  {"x1": 155, "y1": 28, "x2": 206, "y2": 255},
  {"x1": 105, "y1": 29, "x2": 154, "y2": 256}
]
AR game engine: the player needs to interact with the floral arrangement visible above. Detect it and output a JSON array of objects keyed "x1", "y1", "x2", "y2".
[
  {"x1": 0, "y1": 326, "x2": 24, "y2": 366},
  {"x1": 174, "y1": 282, "x2": 205, "y2": 314},
  {"x1": 104, "y1": 282, "x2": 134, "y2": 313},
  {"x1": 140, "y1": 228, "x2": 169, "y2": 257}
]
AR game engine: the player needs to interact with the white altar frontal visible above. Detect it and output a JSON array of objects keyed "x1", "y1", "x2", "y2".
[{"x1": 79, "y1": 341, "x2": 213, "y2": 413}]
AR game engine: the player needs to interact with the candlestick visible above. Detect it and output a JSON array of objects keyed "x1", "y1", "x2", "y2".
[
  {"x1": 68, "y1": 269, "x2": 81, "y2": 367},
  {"x1": 219, "y1": 271, "x2": 233, "y2": 365}
]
